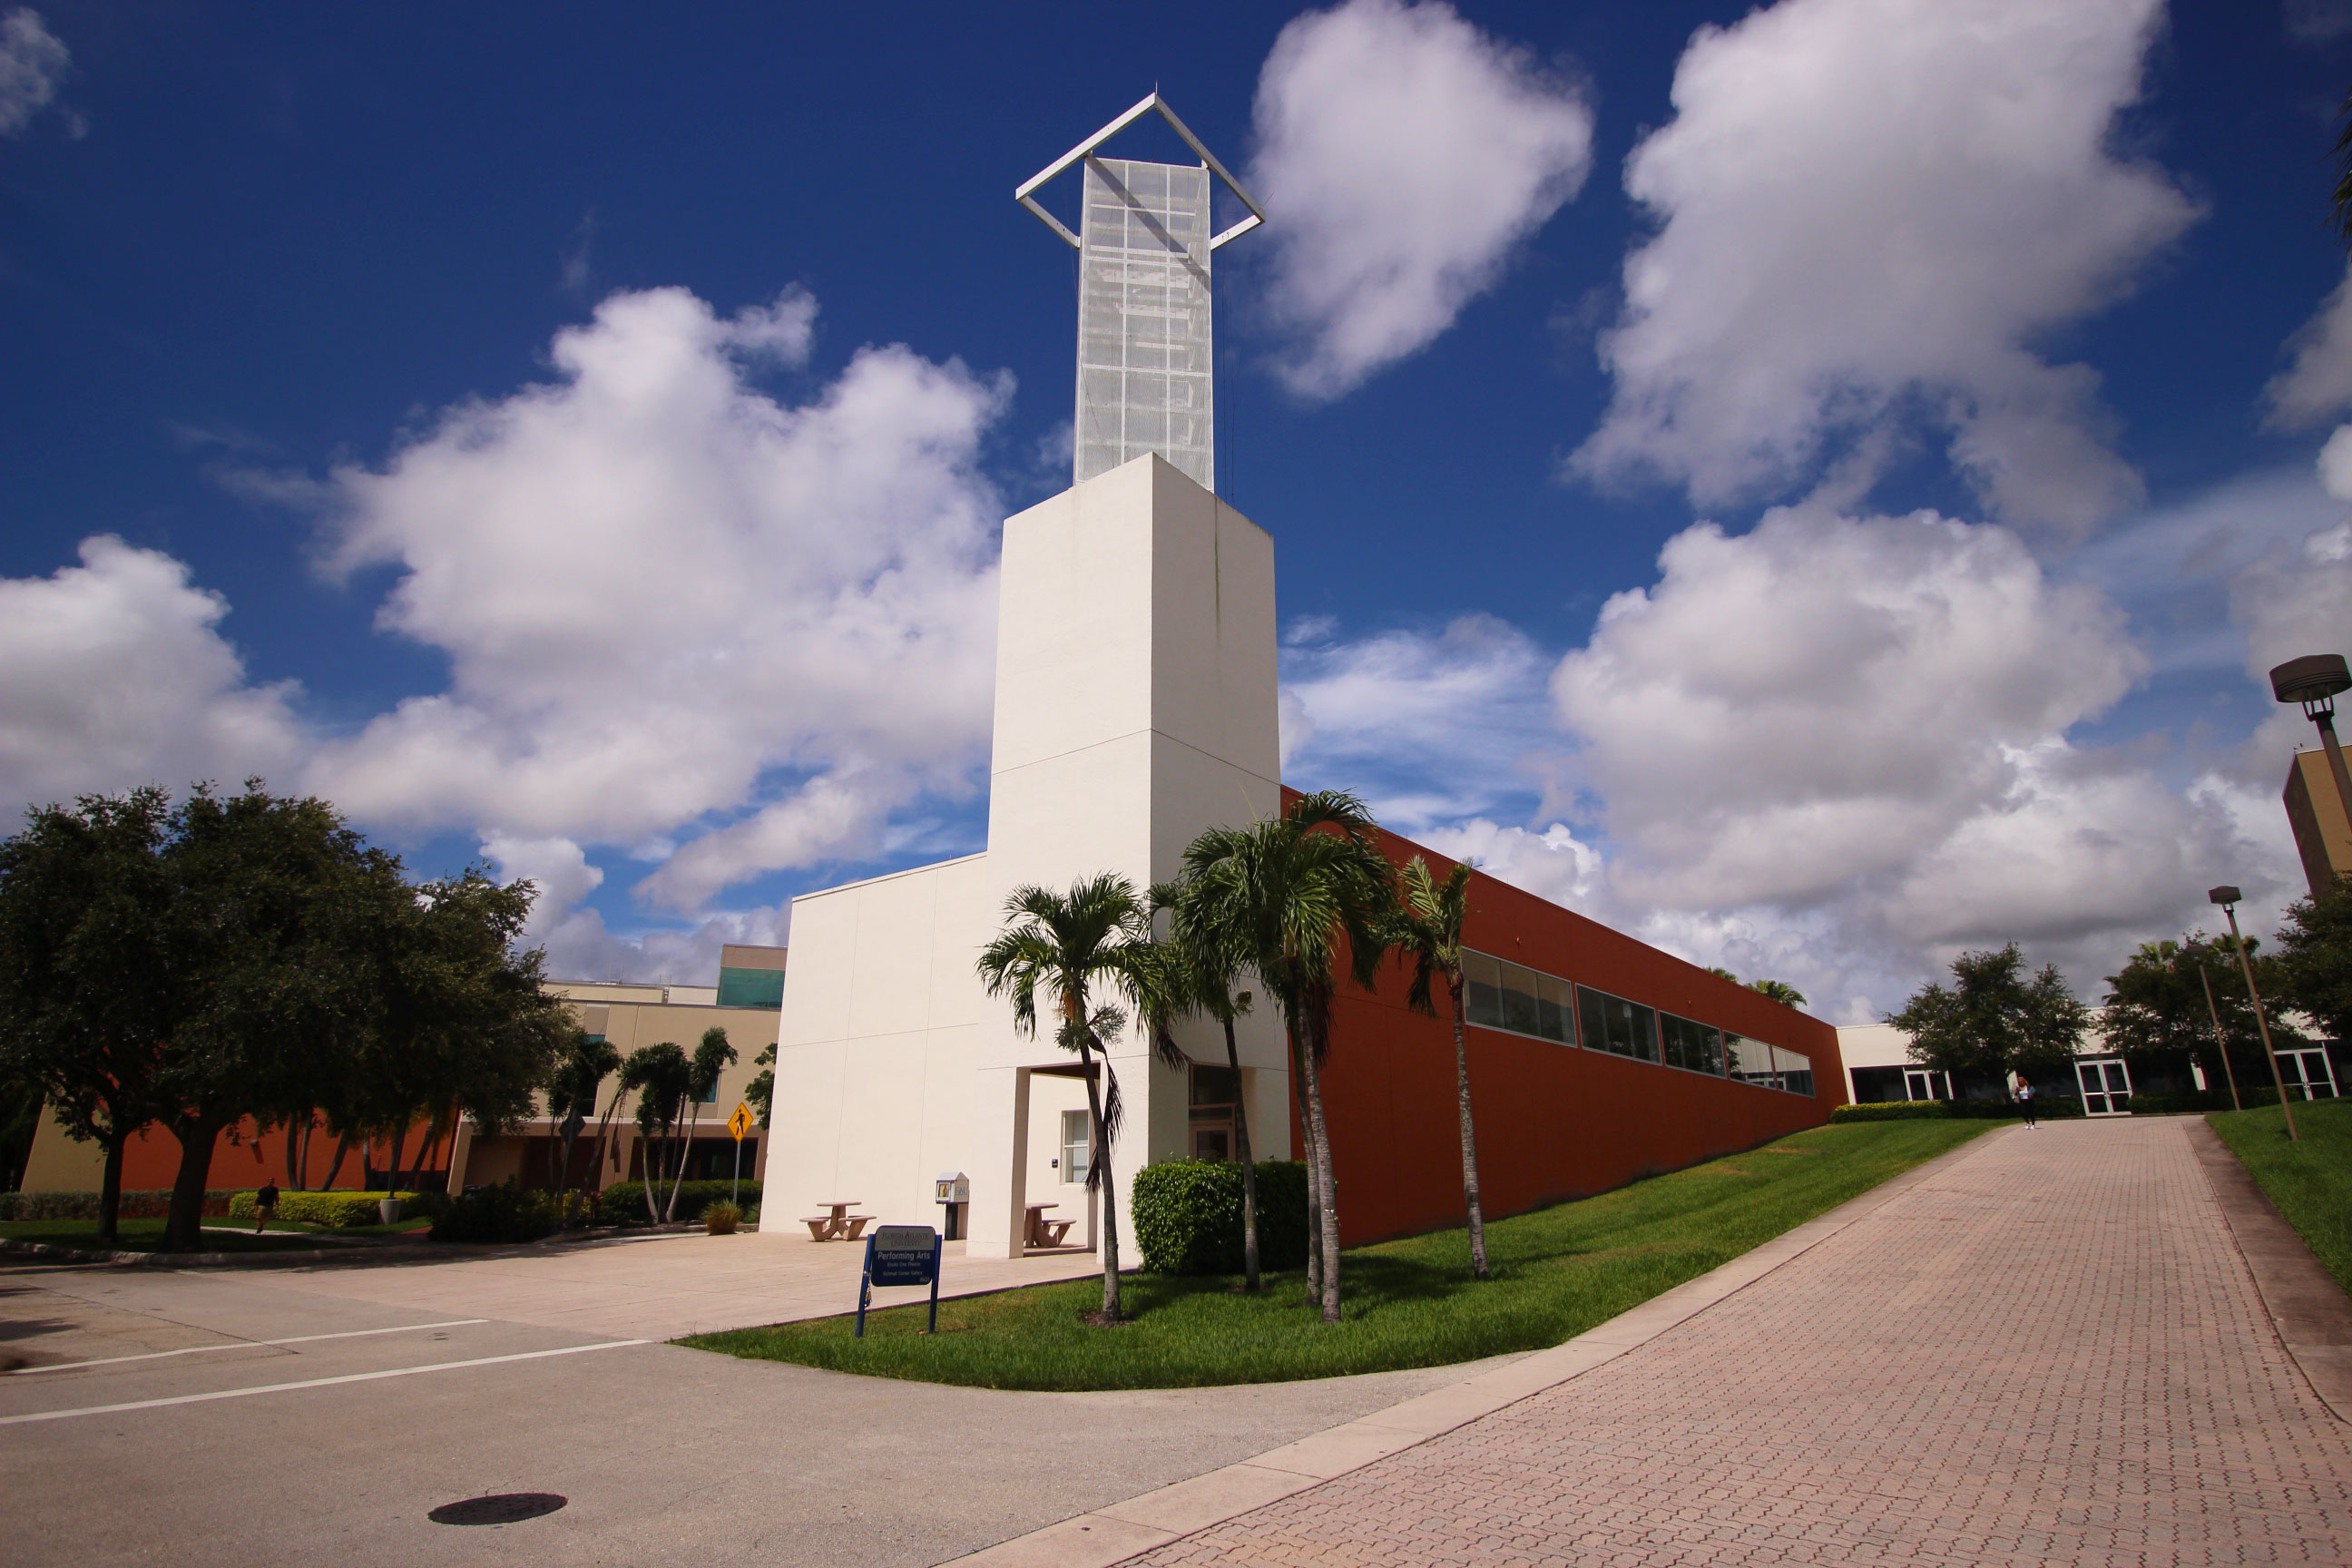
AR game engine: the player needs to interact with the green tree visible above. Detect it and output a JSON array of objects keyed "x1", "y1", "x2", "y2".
[
  {"x1": 1891, "y1": 942, "x2": 2087, "y2": 1097},
  {"x1": 2275, "y1": 875, "x2": 2352, "y2": 1049},
  {"x1": 1173, "y1": 791, "x2": 1395, "y2": 1325},
  {"x1": 744, "y1": 1043, "x2": 777, "y2": 1129},
  {"x1": 1152, "y1": 876, "x2": 1264, "y2": 1290},
  {"x1": 621, "y1": 1043, "x2": 692, "y2": 1223},
  {"x1": 2100, "y1": 936, "x2": 2292, "y2": 1102},
  {"x1": 544, "y1": 1025, "x2": 621, "y2": 1201},
  {"x1": 667, "y1": 1026, "x2": 738, "y2": 1219},
  {"x1": 1749, "y1": 979, "x2": 1808, "y2": 1007},
  {"x1": 0, "y1": 789, "x2": 178, "y2": 1243},
  {"x1": 1387, "y1": 856, "x2": 1490, "y2": 1281},
  {"x1": 976, "y1": 874, "x2": 1166, "y2": 1322}
]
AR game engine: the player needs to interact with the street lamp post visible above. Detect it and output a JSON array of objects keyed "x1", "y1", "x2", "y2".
[
  {"x1": 2271, "y1": 652, "x2": 2352, "y2": 845},
  {"x1": 2208, "y1": 885, "x2": 2300, "y2": 1143},
  {"x1": 2177, "y1": 940, "x2": 2243, "y2": 1112}
]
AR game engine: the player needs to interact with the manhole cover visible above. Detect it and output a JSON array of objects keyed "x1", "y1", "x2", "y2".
[{"x1": 428, "y1": 1493, "x2": 568, "y2": 1526}]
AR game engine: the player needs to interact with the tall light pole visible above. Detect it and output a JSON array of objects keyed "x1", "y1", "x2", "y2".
[
  {"x1": 2209, "y1": 886, "x2": 2300, "y2": 1143},
  {"x1": 2177, "y1": 940, "x2": 2242, "y2": 1112},
  {"x1": 2271, "y1": 653, "x2": 2352, "y2": 855}
]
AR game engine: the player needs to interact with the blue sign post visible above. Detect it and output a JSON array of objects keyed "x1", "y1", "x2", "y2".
[{"x1": 854, "y1": 1223, "x2": 944, "y2": 1338}]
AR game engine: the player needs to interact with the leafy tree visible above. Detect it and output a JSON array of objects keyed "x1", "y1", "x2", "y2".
[
  {"x1": 1172, "y1": 791, "x2": 1395, "y2": 1325},
  {"x1": 1387, "y1": 856, "x2": 1490, "y2": 1281},
  {"x1": 977, "y1": 874, "x2": 1168, "y2": 1322},
  {"x1": 1891, "y1": 943, "x2": 2088, "y2": 1097},
  {"x1": 1749, "y1": 979, "x2": 1808, "y2": 1007},
  {"x1": 1152, "y1": 876, "x2": 1264, "y2": 1290},
  {"x1": 621, "y1": 1043, "x2": 692, "y2": 1223},
  {"x1": 745, "y1": 1043, "x2": 777, "y2": 1129},
  {"x1": 1706, "y1": 966, "x2": 1739, "y2": 983},
  {"x1": 2275, "y1": 875, "x2": 2352, "y2": 1049},
  {"x1": 2100, "y1": 936, "x2": 2293, "y2": 1102},
  {"x1": 0, "y1": 789, "x2": 178, "y2": 1242}
]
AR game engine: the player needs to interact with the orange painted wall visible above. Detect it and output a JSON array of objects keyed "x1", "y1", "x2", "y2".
[
  {"x1": 1291, "y1": 811, "x2": 1847, "y2": 1248},
  {"x1": 108, "y1": 1112, "x2": 446, "y2": 1191}
]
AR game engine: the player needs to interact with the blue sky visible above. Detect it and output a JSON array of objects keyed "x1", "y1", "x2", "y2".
[{"x1": 3, "y1": 0, "x2": 2348, "y2": 1020}]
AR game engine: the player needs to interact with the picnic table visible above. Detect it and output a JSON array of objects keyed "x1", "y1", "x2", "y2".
[
  {"x1": 1024, "y1": 1202, "x2": 1075, "y2": 1250},
  {"x1": 802, "y1": 1200, "x2": 874, "y2": 1241}
]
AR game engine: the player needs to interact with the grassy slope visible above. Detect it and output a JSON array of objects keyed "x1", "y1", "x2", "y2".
[
  {"x1": 2208, "y1": 1097, "x2": 2352, "y2": 1294},
  {"x1": 686, "y1": 1118, "x2": 1995, "y2": 1391}
]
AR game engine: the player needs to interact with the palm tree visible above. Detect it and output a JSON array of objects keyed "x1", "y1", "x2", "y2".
[
  {"x1": 667, "y1": 1026, "x2": 737, "y2": 1219},
  {"x1": 1749, "y1": 979, "x2": 1807, "y2": 1008},
  {"x1": 1176, "y1": 791, "x2": 1394, "y2": 1325},
  {"x1": 976, "y1": 874, "x2": 1171, "y2": 1322},
  {"x1": 545, "y1": 1028, "x2": 620, "y2": 1202},
  {"x1": 1388, "y1": 856, "x2": 1489, "y2": 1281},
  {"x1": 621, "y1": 1043, "x2": 691, "y2": 1223},
  {"x1": 1152, "y1": 877, "x2": 1264, "y2": 1290}
]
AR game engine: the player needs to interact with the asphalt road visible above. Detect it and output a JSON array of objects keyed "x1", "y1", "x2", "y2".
[{"x1": 0, "y1": 1259, "x2": 1504, "y2": 1567}]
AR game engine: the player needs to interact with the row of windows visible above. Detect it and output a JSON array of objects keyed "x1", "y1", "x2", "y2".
[{"x1": 1460, "y1": 951, "x2": 1815, "y2": 1096}]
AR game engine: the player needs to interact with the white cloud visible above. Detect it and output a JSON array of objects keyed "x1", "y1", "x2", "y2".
[
  {"x1": 1573, "y1": 0, "x2": 2199, "y2": 535},
  {"x1": 481, "y1": 831, "x2": 789, "y2": 985},
  {"x1": 0, "y1": 536, "x2": 304, "y2": 806},
  {"x1": 296, "y1": 284, "x2": 1007, "y2": 910},
  {"x1": 1248, "y1": 0, "x2": 1594, "y2": 399},
  {"x1": 2269, "y1": 263, "x2": 2352, "y2": 430},
  {"x1": 0, "y1": 8, "x2": 66, "y2": 136}
]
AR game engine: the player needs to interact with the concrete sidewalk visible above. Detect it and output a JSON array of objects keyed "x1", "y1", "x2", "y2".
[{"x1": 1054, "y1": 1116, "x2": 2352, "y2": 1568}]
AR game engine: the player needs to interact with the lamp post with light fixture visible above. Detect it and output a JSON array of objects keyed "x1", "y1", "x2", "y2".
[
  {"x1": 2176, "y1": 940, "x2": 2243, "y2": 1112},
  {"x1": 2271, "y1": 652, "x2": 2352, "y2": 855},
  {"x1": 2208, "y1": 885, "x2": 2299, "y2": 1142}
]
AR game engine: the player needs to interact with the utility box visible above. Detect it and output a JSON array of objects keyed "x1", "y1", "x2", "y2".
[{"x1": 936, "y1": 1171, "x2": 969, "y2": 1240}]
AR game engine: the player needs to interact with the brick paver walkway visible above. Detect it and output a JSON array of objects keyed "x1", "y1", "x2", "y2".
[{"x1": 1132, "y1": 1119, "x2": 2352, "y2": 1567}]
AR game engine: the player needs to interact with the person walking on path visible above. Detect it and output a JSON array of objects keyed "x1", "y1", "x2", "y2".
[
  {"x1": 2015, "y1": 1077, "x2": 2037, "y2": 1128},
  {"x1": 253, "y1": 1179, "x2": 280, "y2": 1232}
]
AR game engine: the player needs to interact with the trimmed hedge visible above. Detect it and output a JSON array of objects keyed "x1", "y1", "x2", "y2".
[
  {"x1": 227, "y1": 1190, "x2": 446, "y2": 1228},
  {"x1": 432, "y1": 1182, "x2": 558, "y2": 1244},
  {"x1": 2124, "y1": 1086, "x2": 2283, "y2": 1115},
  {"x1": 598, "y1": 1179, "x2": 763, "y2": 1226},
  {"x1": 1832, "y1": 1098, "x2": 2084, "y2": 1123},
  {"x1": 1131, "y1": 1160, "x2": 1309, "y2": 1276},
  {"x1": 0, "y1": 1189, "x2": 239, "y2": 1221}
]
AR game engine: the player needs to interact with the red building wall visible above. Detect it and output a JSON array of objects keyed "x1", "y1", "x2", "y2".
[
  {"x1": 1297, "y1": 817, "x2": 1846, "y2": 1247},
  {"x1": 105, "y1": 1113, "x2": 446, "y2": 1192}
]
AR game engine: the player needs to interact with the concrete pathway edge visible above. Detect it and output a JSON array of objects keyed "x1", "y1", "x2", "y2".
[
  {"x1": 941, "y1": 1122, "x2": 2020, "y2": 1568},
  {"x1": 2183, "y1": 1115, "x2": 2352, "y2": 1423}
]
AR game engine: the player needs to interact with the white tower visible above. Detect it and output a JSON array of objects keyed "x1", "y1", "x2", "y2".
[{"x1": 770, "y1": 97, "x2": 1283, "y2": 1269}]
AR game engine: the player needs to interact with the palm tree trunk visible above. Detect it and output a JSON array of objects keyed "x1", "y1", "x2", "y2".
[
  {"x1": 667, "y1": 1100, "x2": 697, "y2": 1220},
  {"x1": 1076, "y1": 1040, "x2": 1121, "y2": 1320},
  {"x1": 320, "y1": 1126, "x2": 354, "y2": 1190},
  {"x1": 1293, "y1": 1023, "x2": 1342, "y2": 1324},
  {"x1": 1290, "y1": 1023, "x2": 1323, "y2": 1306},
  {"x1": 1448, "y1": 975, "x2": 1489, "y2": 1281},
  {"x1": 1222, "y1": 1014, "x2": 1259, "y2": 1291}
]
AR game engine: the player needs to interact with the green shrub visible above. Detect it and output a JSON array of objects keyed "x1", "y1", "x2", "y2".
[
  {"x1": 0, "y1": 1189, "x2": 239, "y2": 1221},
  {"x1": 226, "y1": 1190, "x2": 446, "y2": 1228},
  {"x1": 1131, "y1": 1160, "x2": 1309, "y2": 1276},
  {"x1": 597, "y1": 1179, "x2": 763, "y2": 1226},
  {"x1": 430, "y1": 1181, "x2": 557, "y2": 1243},
  {"x1": 1830, "y1": 1101, "x2": 1948, "y2": 1122}
]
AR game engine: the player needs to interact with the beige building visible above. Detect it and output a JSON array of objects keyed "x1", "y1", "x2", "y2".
[
  {"x1": 2283, "y1": 749, "x2": 2352, "y2": 898},
  {"x1": 446, "y1": 944, "x2": 787, "y2": 1196}
]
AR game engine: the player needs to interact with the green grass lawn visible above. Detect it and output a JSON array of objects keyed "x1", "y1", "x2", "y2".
[
  {"x1": 0, "y1": 1218, "x2": 338, "y2": 1253},
  {"x1": 2208, "y1": 1096, "x2": 2352, "y2": 1294},
  {"x1": 685, "y1": 1118, "x2": 1995, "y2": 1391}
]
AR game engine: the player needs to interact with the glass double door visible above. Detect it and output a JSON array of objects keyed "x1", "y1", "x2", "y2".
[
  {"x1": 2278, "y1": 1048, "x2": 2340, "y2": 1101},
  {"x1": 1903, "y1": 1069, "x2": 1944, "y2": 1102},
  {"x1": 2076, "y1": 1058, "x2": 2132, "y2": 1115}
]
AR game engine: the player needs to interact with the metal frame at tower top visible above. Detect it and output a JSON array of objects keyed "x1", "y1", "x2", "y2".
[{"x1": 1015, "y1": 92, "x2": 1266, "y2": 251}]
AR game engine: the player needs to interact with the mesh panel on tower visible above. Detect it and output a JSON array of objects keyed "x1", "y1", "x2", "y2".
[{"x1": 1075, "y1": 157, "x2": 1214, "y2": 490}]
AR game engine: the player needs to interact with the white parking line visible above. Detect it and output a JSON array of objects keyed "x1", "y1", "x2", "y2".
[
  {"x1": 9, "y1": 1319, "x2": 492, "y2": 1376},
  {"x1": 0, "y1": 1340, "x2": 648, "y2": 1426}
]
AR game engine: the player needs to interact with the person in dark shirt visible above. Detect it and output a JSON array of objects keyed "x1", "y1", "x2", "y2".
[{"x1": 254, "y1": 1180, "x2": 281, "y2": 1232}]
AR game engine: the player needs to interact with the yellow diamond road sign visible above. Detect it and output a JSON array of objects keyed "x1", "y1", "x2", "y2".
[{"x1": 728, "y1": 1102, "x2": 753, "y2": 1142}]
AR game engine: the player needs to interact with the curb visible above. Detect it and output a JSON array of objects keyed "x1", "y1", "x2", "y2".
[
  {"x1": 0, "y1": 1222, "x2": 704, "y2": 1271},
  {"x1": 943, "y1": 1123, "x2": 2015, "y2": 1568},
  {"x1": 2184, "y1": 1117, "x2": 2352, "y2": 1424}
]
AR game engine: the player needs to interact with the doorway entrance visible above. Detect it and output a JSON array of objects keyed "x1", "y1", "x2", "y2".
[
  {"x1": 1903, "y1": 1068, "x2": 1945, "y2": 1102},
  {"x1": 2278, "y1": 1048, "x2": 2340, "y2": 1101},
  {"x1": 2075, "y1": 1057, "x2": 2132, "y2": 1116},
  {"x1": 1189, "y1": 1063, "x2": 1239, "y2": 1161}
]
